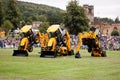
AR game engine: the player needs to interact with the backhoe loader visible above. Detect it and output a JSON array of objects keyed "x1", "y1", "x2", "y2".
[
  {"x1": 40, "y1": 24, "x2": 74, "y2": 58},
  {"x1": 75, "y1": 27, "x2": 107, "y2": 58},
  {"x1": 13, "y1": 25, "x2": 41, "y2": 56}
]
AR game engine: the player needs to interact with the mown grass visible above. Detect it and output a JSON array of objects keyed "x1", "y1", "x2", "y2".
[{"x1": 0, "y1": 48, "x2": 120, "y2": 80}]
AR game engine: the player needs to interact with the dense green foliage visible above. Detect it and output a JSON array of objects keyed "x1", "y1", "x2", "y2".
[
  {"x1": 63, "y1": 0, "x2": 89, "y2": 35},
  {"x1": 16, "y1": 1, "x2": 64, "y2": 25},
  {"x1": 0, "y1": 0, "x2": 21, "y2": 32},
  {"x1": 1, "y1": 0, "x2": 64, "y2": 32},
  {"x1": 115, "y1": 17, "x2": 120, "y2": 23},
  {"x1": 39, "y1": 22, "x2": 50, "y2": 33},
  {"x1": 111, "y1": 29, "x2": 120, "y2": 36},
  {"x1": 1, "y1": 20, "x2": 14, "y2": 33},
  {"x1": 6, "y1": 0, "x2": 22, "y2": 29},
  {"x1": 0, "y1": 48, "x2": 120, "y2": 80},
  {"x1": 94, "y1": 17, "x2": 114, "y2": 24},
  {"x1": 0, "y1": 0, "x2": 3, "y2": 26}
]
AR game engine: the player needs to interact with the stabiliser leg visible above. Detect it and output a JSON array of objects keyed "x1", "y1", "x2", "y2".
[{"x1": 75, "y1": 52, "x2": 81, "y2": 58}]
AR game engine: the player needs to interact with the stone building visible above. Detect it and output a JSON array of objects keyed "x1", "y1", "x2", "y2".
[
  {"x1": 32, "y1": 21, "x2": 42, "y2": 29},
  {"x1": 83, "y1": 4, "x2": 94, "y2": 24},
  {"x1": 83, "y1": 4, "x2": 120, "y2": 36},
  {"x1": 91, "y1": 23, "x2": 120, "y2": 36}
]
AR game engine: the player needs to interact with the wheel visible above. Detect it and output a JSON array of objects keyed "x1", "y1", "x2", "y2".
[
  {"x1": 101, "y1": 51, "x2": 107, "y2": 57},
  {"x1": 34, "y1": 35, "x2": 40, "y2": 44},
  {"x1": 68, "y1": 50, "x2": 74, "y2": 55},
  {"x1": 28, "y1": 46, "x2": 33, "y2": 52},
  {"x1": 91, "y1": 51, "x2": 94, "y2": 56},
  {"x1": 63, "y1": 54, "x2": 67, "y2": 56},
  {"x1": 88, "y1": 48, "x2": 92, "y2": 53}
]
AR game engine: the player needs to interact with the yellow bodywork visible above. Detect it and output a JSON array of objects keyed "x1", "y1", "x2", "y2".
[
  {"x1": 13, "y1": 25, "x2": 42, "y2": 56},
  {"x1": 47, "y1": 25, "x2": 59, "y2": 33},
  {"x1": 41, "y1": 24, "x2": 73, "y2": 57},
  {"x1": 40, "y1": 33, "x2": 49, "y2": 47},
  {"x1": 0, "y1": 31, "x2": 5, "y2": 36},
  {"x1": 89, "y1": 31, "x2": 97, "y2": 39},
  {"x1": 58, "y1": 47, "x2": 67, "y2": 55},
  {"x1": 75, "y1": 28, "x2": 106, "y2": 57},
  {"x1": 47, "y1": 38, "x2": 57, "y2": 51},
  {"x1": 20, "y1": 25, "x2": 32, "y2": 33},
  {"x1": 40, "y1": 34, "x2": 45, "y2": 47},
  {"x1": 44, "y1": 33, "x2": 49, "y2": 47},
  {"x1": 19, "y1": 37, "x2": 29, "y2": 51},
  {"x1": 18, "y1": 25, "x2": 41, "y2": 51},
  {"x1": 75, "y1": 33, "x2": 83, "y2": 54},
  {"x1": 64, "y1": 31, "x2": 72, "y2": 52},
  {"x1": 92, "y1": 50, "x2": 101, "y2": 57},
  {"x1": 83, "y1": 32, "x2": 89, "y2": 38},
  {"x1": 35, "y1": 31, "x2": 41, "y2": 44}
]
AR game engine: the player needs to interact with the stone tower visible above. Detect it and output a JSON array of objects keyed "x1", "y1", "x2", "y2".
[{"x1": 83, "y1": 5, "x2": 94, "y2": 24}]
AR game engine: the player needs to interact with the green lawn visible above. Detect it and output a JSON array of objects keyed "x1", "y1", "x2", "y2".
[{"x1": 0, "y1": 48, "x2": 120, "y2": 80}]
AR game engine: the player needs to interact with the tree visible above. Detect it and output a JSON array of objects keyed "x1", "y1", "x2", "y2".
[
  {"x1": 39, "y1": 22, "x2": 50, "y2": 33},
  {"x1": 111, "y1": 29, "x2": 119, "y2": 36},
  {"x1": 115, "y1": 16, "x2": 119, "y2": 23},
  {"x1": 0, "y1": 0, "x2": 4, "y2": 27},
  {"x1": 46, "y1": 10, "x2": 64, "y2": 25},
  {"x1": 29, "y1": 14, "x2": 47, "y2": 22},
  {"x1": 6, "y1": 0, "x2": 21, "y2": 29},
  {"x1": 63, "y1": 0, "x2": 89, "y2": 35},
  {"x1": 1, "y1": 20, "x2": 14, "y2": 33},
  {"x1": 94, "y1": 17, "x2": 114, "y2": 24},
  {"x1": 38, "y1": 15, "x2": 47, "y2": 22}
]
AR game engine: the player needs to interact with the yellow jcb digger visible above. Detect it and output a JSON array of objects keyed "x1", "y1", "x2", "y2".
[
  {"x1": 40, "y1": 24, "x2": 74, "y2": 58},
  {"x1": 75, "y1": 27, "x2": 107, "y2": 58},
  {"x1": 13, "y1": 25, "x2": 41, "y2": 56}
]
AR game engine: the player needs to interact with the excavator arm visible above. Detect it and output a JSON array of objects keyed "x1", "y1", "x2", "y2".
[{"x1": 63, "y1": 31, "x2": 74, "y2": 55}]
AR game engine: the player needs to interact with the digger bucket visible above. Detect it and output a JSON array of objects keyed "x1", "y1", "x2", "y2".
[
  {"x1": 13, "y1": 50, "x2": 28, "y2": 56},
  {"x1": 40, "y1": 51, "x2": 57, "y2": 58}
]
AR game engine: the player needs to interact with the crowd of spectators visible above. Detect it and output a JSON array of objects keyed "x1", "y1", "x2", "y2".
[
  {"x1": 100, "y1": 36, "x2": 120, "y2": 50},
  {"x1": 0, "y1": 32, "x2": 21, "y2": 48},
  {"x1": 0, "y1": 33, "x2": 120, "y2": 51},
  {"x1": 0, "y1": 37, "x2": 20, "y2": 48},
  {"x1": 70, "y1": 35, "x2": 120, "y2": 50}
]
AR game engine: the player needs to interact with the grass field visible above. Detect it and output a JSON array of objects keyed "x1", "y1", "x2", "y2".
[{"x1": 0, "y1": 48, "x2": 120, "y2": 80}]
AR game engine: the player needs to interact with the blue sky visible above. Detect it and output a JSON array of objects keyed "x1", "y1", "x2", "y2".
[{"x1": 18, "y1": 0, "x2": 120, "y2": 20}]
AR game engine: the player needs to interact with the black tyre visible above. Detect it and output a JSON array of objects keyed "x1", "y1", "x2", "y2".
[
  {"x1": 28, "y1": 46, "x2": 33, "y2": 52},
  {"x1": 88, "y1": 48, "x2": 92, "y2": 53},
  {"x1": 101, "y1": 51, "x2": 107, "y2": 57},
  {"x1": 91, "y1": 51, "x2": 94, "y2": 56},
  {"x1": 63, "y1": 54, "x2": 67, "y2": 56},
  {"x1": 68, "y1": 50, "x2": 74, "y2": 55},
  {"x1": 75, "y1": 52, "x2": 81, "y2": 58}
]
